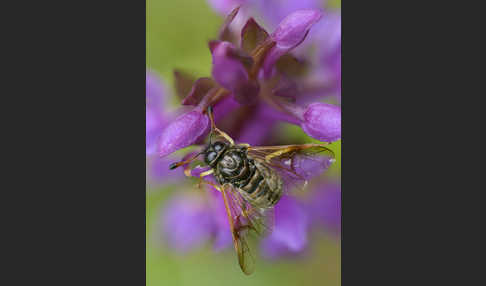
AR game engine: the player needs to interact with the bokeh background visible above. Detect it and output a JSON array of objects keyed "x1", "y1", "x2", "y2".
[{"x1": 147, "y1": 0, "x2": 341, "y2": 285}]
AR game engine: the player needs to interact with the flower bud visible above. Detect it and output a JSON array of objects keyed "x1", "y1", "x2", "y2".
[
  {"x1": 157, "y1": 108, "x2": 209, "y2": 158},
  {"x1": 263, "y1": 9, "x2": 323, "y2": 76},
  {"x1": 301, "y1": 102, "x2": 341, "y2": 142}
]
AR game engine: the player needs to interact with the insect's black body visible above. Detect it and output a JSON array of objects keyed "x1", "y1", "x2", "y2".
[{"x1": 204, "y1": 141, "x2": 283, "y2": 208}]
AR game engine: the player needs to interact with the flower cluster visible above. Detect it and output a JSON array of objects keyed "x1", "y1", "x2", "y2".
[{"x1": 147, "y1": 3, "x2": 341, "y2": 259}]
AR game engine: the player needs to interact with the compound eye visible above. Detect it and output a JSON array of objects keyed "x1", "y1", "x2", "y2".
[
  {"x1": 213, "y1": 142, "x2": 225, "y2": 151},
  {"x1": 206, "y1": 151, "x2": 217, "y2": 163}
]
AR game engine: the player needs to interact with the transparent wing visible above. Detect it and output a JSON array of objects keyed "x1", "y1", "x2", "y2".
[
  {"x1": 247, "y1": 143, "x2": 335, "y2": 193},
  {"x1": 221, "y1": 184, "x2": 275, "y2": 275},
  {"x1": 221, "y1": 184, "x2": 254, "y2": 275},
  {"x1": 230, "y1": 186, "x2": 275, "y2": 236}
]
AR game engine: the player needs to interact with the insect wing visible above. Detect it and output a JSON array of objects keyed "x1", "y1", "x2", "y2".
[
  {"x1": 221, "y1": 184, "x2": 275, "y2": 274},
  {"x1": 247, "y1": 144, "x2": 335, "y2": 193},
  {"x1": 221, "y1": 185, "x2": 255, "y2": 275},
  {"x1": 232, "y1": 184, "x2": 275, "y2": 233}
]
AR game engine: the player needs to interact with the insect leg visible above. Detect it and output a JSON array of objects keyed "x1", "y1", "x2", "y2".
[
  {"x1": 207, "y1": 106, "x2": 235, "y2": 145},
  {"x1": 215, "y1": 128, "x2": 235, "y2": 145},
  {"x1": 199, "y1": 169, "x2": 214, "y2": 177},
  {"x1": 197, "y1": 177, "x2": 222, "y2": 192}
]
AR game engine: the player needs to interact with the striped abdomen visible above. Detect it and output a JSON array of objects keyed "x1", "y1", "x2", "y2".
[{"x1": 215, "y1": 149, "x2": 282, "y2": 209}]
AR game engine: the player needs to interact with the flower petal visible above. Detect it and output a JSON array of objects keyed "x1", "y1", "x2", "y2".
[
  {"x1": 218, "y1": 5, "x2": 240, "y2": 42},
  {"x1": 146, "y1": 107, "x2": 165, "y2": 155},
  {"x1": 235, "y1": 106, "x2": 276, "y2": 145},
  {"x1": 318, "y1": 12, "x2": 341, "y2": 63},
  {"x1": 263, "y1": 9, "x2": 323, "y2": 76},
  {"x1": 207, "y1": 187, "x2": 233, "y2": 251},
  {"x1": 211, "y1": 41, "x2": 248, "y2": 88},
  {"x1": 173, "y1": 69, "x2": 197, "y2": 100},
  {"x1": 240, "y1": 17, "x2": 269, "y2": 53},
  {"x1": 157, "y1": 108, "x2": 209, "y2": 157},
  {"x1": 211, "y1": 41, "x2": 259, "y2": 104},
  {"x1": 146, "y1": 71, "x2": 168, "y2": 155},
  {"x1": 212, "y1": 95, "x2": 241, "y2": 122},
  {"x1": 261, "y1": 197, "x2": 309, "y2": 258},
  {"x1": 255, "y1": 0, "x2": 322, "y2": 29},
  {"x1": 146, "y1": 70, "x2": 167, "y2": 109},
  {"x1": 181, "y1": 77, "x2": 217, "y2": 106},
  {"x1": 207, "y1": 0, "x2": 245, "y2": 15},
  {"x1": 272, "y1": 10, "x2": 323, "y2": 48},
  {"x1": 160, "y1": 194, "x2": 213, "y2": 252},
  {"x1": 301, "y1": 102, "x2": 341, "y2": 142},
  {"x1": 309, "y1": 183, "x2": 341, "y2": 233},
  {"x1": 147, "y1": 155, "x2": 184, "y2": 185}
]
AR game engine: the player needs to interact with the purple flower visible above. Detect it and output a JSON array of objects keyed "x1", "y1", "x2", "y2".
[
  {"x1": 146, "y1": 71, "x2": 168, "y2": 155},
  {"x1": 263, "y1": 9, "x2": 323, "y2": 77},
  {"x1": 157, "y1": 107, "x2": 210, "y2": 158},
  {"x1": 206, "y1": 187, "x2": 233, "y2": 250},
  {"x1": 268, "y1": 100, "x2": 341, "y2": 142},
  {"x1": 160, "y1": 193, "x2": 214, "y2": 252},
  {"x1": 209, "y1": 1, "x2": 341, "y2": 102},
  {"x1": 207, "y1": 0, "x2": 247, "y2": 15},
  {"x1": 308, "y1": 182, "x2": 341, "y2": 234},
  {"x1": 147, "y1": 155, "x2": 184, "y2": 185},
  {"x1": 171, "y1": 8, "x2": 337, "y2": 148},
  {"x1": 210, "y1": 41, "x2": 259, "y2": 104},
  {"x1": 255, "y1": 0, "x2": 322, "y2": 30},
  {"x1": 151, "y1": 6, "x2": 341, "y2": 263},
  {"x1": 159, "y1": 188, "x2": 232, "y2": 252},
  {"x1": 261, "y1": 196, "x2": 310, "y2": 258},
  {"x1": 300, "y1": 102, "x2": 341, "y2": 142},
  {"x1": 313, "y1": 11, "x2": 341, "y2": 95}
]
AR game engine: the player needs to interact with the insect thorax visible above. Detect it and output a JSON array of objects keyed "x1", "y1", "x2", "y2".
[
  {"x1": 214, "y1": 147, "x2": 254, "y2": 187},
  {"x1": 214, "y1": 147, "x2": 283, "y2": 208}
]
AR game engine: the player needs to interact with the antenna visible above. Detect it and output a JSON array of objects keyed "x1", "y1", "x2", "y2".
[{"x1": 208, "y1": 106, "x2": 216, "y2": 145}]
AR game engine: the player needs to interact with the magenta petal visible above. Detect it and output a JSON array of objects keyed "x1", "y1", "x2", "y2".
[
  {"x1": 146, "y1": 71, "x2": 168, "y2": 155},
  {"x1": 157, "y1": 109, "x2": 209, "y2": 157},
  {"x1": 301, "y1": 102, "x2": 341, "y2": 142},
  {"x1": 212, "y1": 95, "x2": 241, "y2": 122},
  {"x1": 207, "y1": 0, "x2": 245, "y2": 15},
  {"x1": 261, "y1": 197, "x2": 309, "y2": 258},
  {"x1": 211, "y1": 41, "x2": 258, "y2": 104},
  {"x1": 309, "y1": 183, "x2": 341, "y2": 233},
  {"x1": 161, "y1": 194, "x2": 213, "y2": 253},
  {"x1": 263, "y1": 10, "x2": 323, "y2": 76},
  {"x1": 261, "y1": 105, "x2": 301, "y2": 125},
  {"x1": 147, "y1": 155, "x2": 185, "y2": 184},
  {"x1": 318, "y1": 12, "x2": 341, "y2": 63},
  {"x1": 256, "y1": 0, "x2": 321, "y2": 29},
  {"x1": 207, "y1": 187, "x2": 232, "y2": 251},
  {"x1": 211, "y1": 41, "x2": 248, "y2": 89},
  {"x1": 146, "y1": 71, "x2": 167, "y2": 109},
  {"x1": 181, "y1": 77, "x2": 216, "y2": 106},
  {"x1": 272, "y1": 9, "x2": 323, "y2": 48},
  {"x1": 146, "y1": 107, "x2": 164, "y2": 155},
  {"x1": 235, "y1": 106, "x2": 276, "y2": 145}
]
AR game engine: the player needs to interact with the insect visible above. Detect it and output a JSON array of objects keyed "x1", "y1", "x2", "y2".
[{"x1": 169, "y1": 106, "x2": 335, "y2": 275}]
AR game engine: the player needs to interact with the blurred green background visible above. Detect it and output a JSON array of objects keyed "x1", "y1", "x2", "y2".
[{"x1": 147, "y1": 0, "x2": 340, "y2": 285}]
